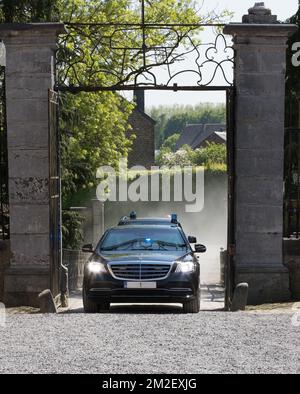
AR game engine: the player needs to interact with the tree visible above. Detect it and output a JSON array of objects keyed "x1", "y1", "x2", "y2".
[
  {"x1": 60, "y1": 92, "x2": 134, "y2": 202},
  {"x1": 161, "y1": 133, "x2": 181, "y2": 152},
  {"x1": 193, "y1": 142, "x2": 226, "y2": 167},
  {"x1": 0, "y1": 0, "x2": 59, "y2": 22}
]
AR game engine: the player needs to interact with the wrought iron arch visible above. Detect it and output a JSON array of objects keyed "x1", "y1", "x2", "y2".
[{"x1": 57, "y1": 0, "x2": 235, "y2": 93}]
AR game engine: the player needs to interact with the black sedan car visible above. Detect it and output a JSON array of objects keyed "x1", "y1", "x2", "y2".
[{"x1": 82, "y1": 222, "x2": 206, "y2": 313}]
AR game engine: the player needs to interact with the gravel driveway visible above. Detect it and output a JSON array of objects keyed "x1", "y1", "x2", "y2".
[{"x1": 0, "y1": 300, "x2": 299, "y2": 374}]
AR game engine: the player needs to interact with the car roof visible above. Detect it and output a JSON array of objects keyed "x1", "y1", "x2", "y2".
[
  {"x1": 118, "y1": 217, "x2": 181, "y2": 226},
  {"x1": 110, "y1": 224, "x2": 181, "y2": 230}
]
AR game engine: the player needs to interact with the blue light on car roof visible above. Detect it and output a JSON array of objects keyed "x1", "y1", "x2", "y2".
[
  {"x1": 130, "y1": 211, "x2": 137, "y2": 220},
  {"x1": 171, "y1": 213, "x2": 178, "y2": 223}
]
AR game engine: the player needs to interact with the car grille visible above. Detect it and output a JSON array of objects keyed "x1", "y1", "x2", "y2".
[{"x1": 109, "y1": 263, "x2": 172, "y2": 281}]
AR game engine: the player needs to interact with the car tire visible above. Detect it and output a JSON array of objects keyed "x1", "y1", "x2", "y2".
[
  {"x1": 98, "y1": 303, "x2": 110, "y2": 313},
  {"x1": 83, "y1": 285, "x2": 98, "y2": 313},
  {"x1": 183, "y1": 290, "x2": 200, "y2": 313}
]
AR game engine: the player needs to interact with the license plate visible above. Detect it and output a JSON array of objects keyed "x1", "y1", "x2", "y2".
[{"x1": 125, "y1": 282, "x2": 157, "y2": 289}]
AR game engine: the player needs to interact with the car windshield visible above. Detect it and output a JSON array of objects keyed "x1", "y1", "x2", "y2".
[{"x1": 99, "y1": 227, "x2": 188, "y2": 252}]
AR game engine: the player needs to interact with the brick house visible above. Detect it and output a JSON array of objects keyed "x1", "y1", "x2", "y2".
[{"x1": 127, "y1": 90, "x2": 155, "y2": 169}]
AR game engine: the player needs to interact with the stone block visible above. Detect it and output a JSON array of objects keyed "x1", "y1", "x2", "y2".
[
  {"x1": 8, "y1": 149, "x2": 49, "y2": 178},
  {"x1": 237, "y1": 74, "x2": 285, "y2": 97},
  {"x1": 7, "y1": 121, "x2": 49, "y2": 149},
  {"x1": 236, "y1": 48, "x2": 285, "y2": 74},
  {"x1": 6, "y1": 47, "x2": 54, "y2": 75},
  {"x1": 236, "y1": 176, "x2": 283, "y2": 206},
  {"x1": 9, "y1": 234, "x2": 50, "y2": 267},
  {"x1": 235, "y1": 204, "x2": 283, "y2": 234},
  {"x1": 235, "y1": 50, "x2": 259, "y2": 73},
  {"x1": 6, "y1": 76, "x2": 52, "y2": 100},
  {"x1": 258, "y1": 49, "x2": 286, "y2": 73},
  {"x1": 38, "y1": 290, "x2": 57, "y2": 313},
  {"x1": 9, "y1": 177, "x2": 49, "y2": 204},
  {"x1": 6, "y1": 98, "x2": 49, "y2": 124},
  {"x1": 10, "y1": 204, "x2": 50, "y2": 235},
  {"x1": 236, "y1": 96, "x2": 285, "y2": 123},
  {"x1": 235, "y1": 121, "x2": 284, "y2": 150},
  {"x1": 231, "y1": 283, "x2": 249, "y2": 311},
  {"x1": 242, "y1": 14, "x2": 277, "y2": 24},
  {"x1": 4, "y1": 267, "x2": 51, "y2": 307},
  {"x1": 237, "y1": 252, "x2": 282, "y2": 266},
  {"x1": 4, "y1": 266, "x2": 50, "y2": 289},
  {"x1": 236, "y1": 149, "x2": 283, "y2": 177},
  {"x1": 236, "y1": 231, "x2": 282, "y2": 258}
]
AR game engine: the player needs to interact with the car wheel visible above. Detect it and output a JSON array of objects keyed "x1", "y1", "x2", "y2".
[
  {"x1": 83, "y1": 285, "x2": 98, "y2": 313},
  {"x1": 98, "y1": 303, "x2": 110, "y2": 313},
  {"x1": 183, "y1": 290, "x2": 200, "y2": 313}
]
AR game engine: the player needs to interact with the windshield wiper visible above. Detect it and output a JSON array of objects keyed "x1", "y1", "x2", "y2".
[
  {"x1": 101, "y1": 238, "x2": 145, "y2": 251},
  {"x1": 101, "y1": 239, "x2": 187, "y2": 251},
  {"x1": 156, "y1": 241, "x2": 187, "y2": 249}
]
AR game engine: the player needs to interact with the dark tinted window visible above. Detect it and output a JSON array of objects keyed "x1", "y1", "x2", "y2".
[{"x1": 99, "y1": 227, "x2": 187, "y2": 251}]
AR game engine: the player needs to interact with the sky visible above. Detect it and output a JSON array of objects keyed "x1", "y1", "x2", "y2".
[{"x1": 131, "y1": 0, "x2": 299, "y2": 109}]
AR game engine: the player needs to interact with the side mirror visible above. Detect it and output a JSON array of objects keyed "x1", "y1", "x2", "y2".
[
  {"x1": 188, "y1": 236, "x2": 197, "y2": 244},
  {"x1": 82, "y1": 244, "x2": 94, "y2": 253},
  {"x1": 194, "y1": 244, "x2": 206, "y2": 253}
]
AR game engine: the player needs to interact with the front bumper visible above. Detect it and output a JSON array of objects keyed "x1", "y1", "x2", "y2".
[{"x1": 85, "y1": 271, "x2": 200, "y2": 304}]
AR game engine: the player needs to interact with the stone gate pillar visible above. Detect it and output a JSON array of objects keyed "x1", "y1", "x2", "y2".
[
  {"x1": 0, "y1": 24, "x2": 65, "y2": 306},
  {"x1": 224, "y1": 4, "x2": 297, "y2": 303}
]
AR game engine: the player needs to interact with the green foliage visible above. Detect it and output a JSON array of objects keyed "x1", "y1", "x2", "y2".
[
  {"x1": 0, "y1": 0, "x2": 59, "y2": 22},
  {"x1": 192, "y1": 142, "x2": 227, "y2": 167},
  {"x1": 60, "y1": 92, "x2": 134, "y2": 201},
  {"x1": 150, "y1": 103, "x2": 226, "y2": 148},
  {"x1": 62, "y1": 210, "x2": 85, "y2": 250},
  {"x1": 156, "y1": 142, "x2": 226, "y2": 171},
  {"x1": 161, "y1": 133, "x2": 180, "y2": 152}
]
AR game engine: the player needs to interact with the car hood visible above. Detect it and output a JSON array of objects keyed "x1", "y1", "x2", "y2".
[{"x1": 97, "y1": 250, "x2": 191, "y2": 263}]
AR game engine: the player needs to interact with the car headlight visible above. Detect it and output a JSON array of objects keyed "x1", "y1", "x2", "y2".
[
  {"x1": 175, "y1": 261, "x2": 195, "y2": 273},
  {"x1": 87, "y1": 261, "x2": 106, "y2": 274}
]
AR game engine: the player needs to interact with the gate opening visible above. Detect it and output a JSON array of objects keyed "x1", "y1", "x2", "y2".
[
  {"x1": 57, "y1": 3, "x2": 236, "y2": 310},
  {"x1": 58, "y1": 87, "x2": 234, "y2": 311}
]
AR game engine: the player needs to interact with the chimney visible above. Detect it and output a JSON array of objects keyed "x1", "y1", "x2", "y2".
[{"x1": 134, "y1": 89, "x2": 145, "y2": 113}]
